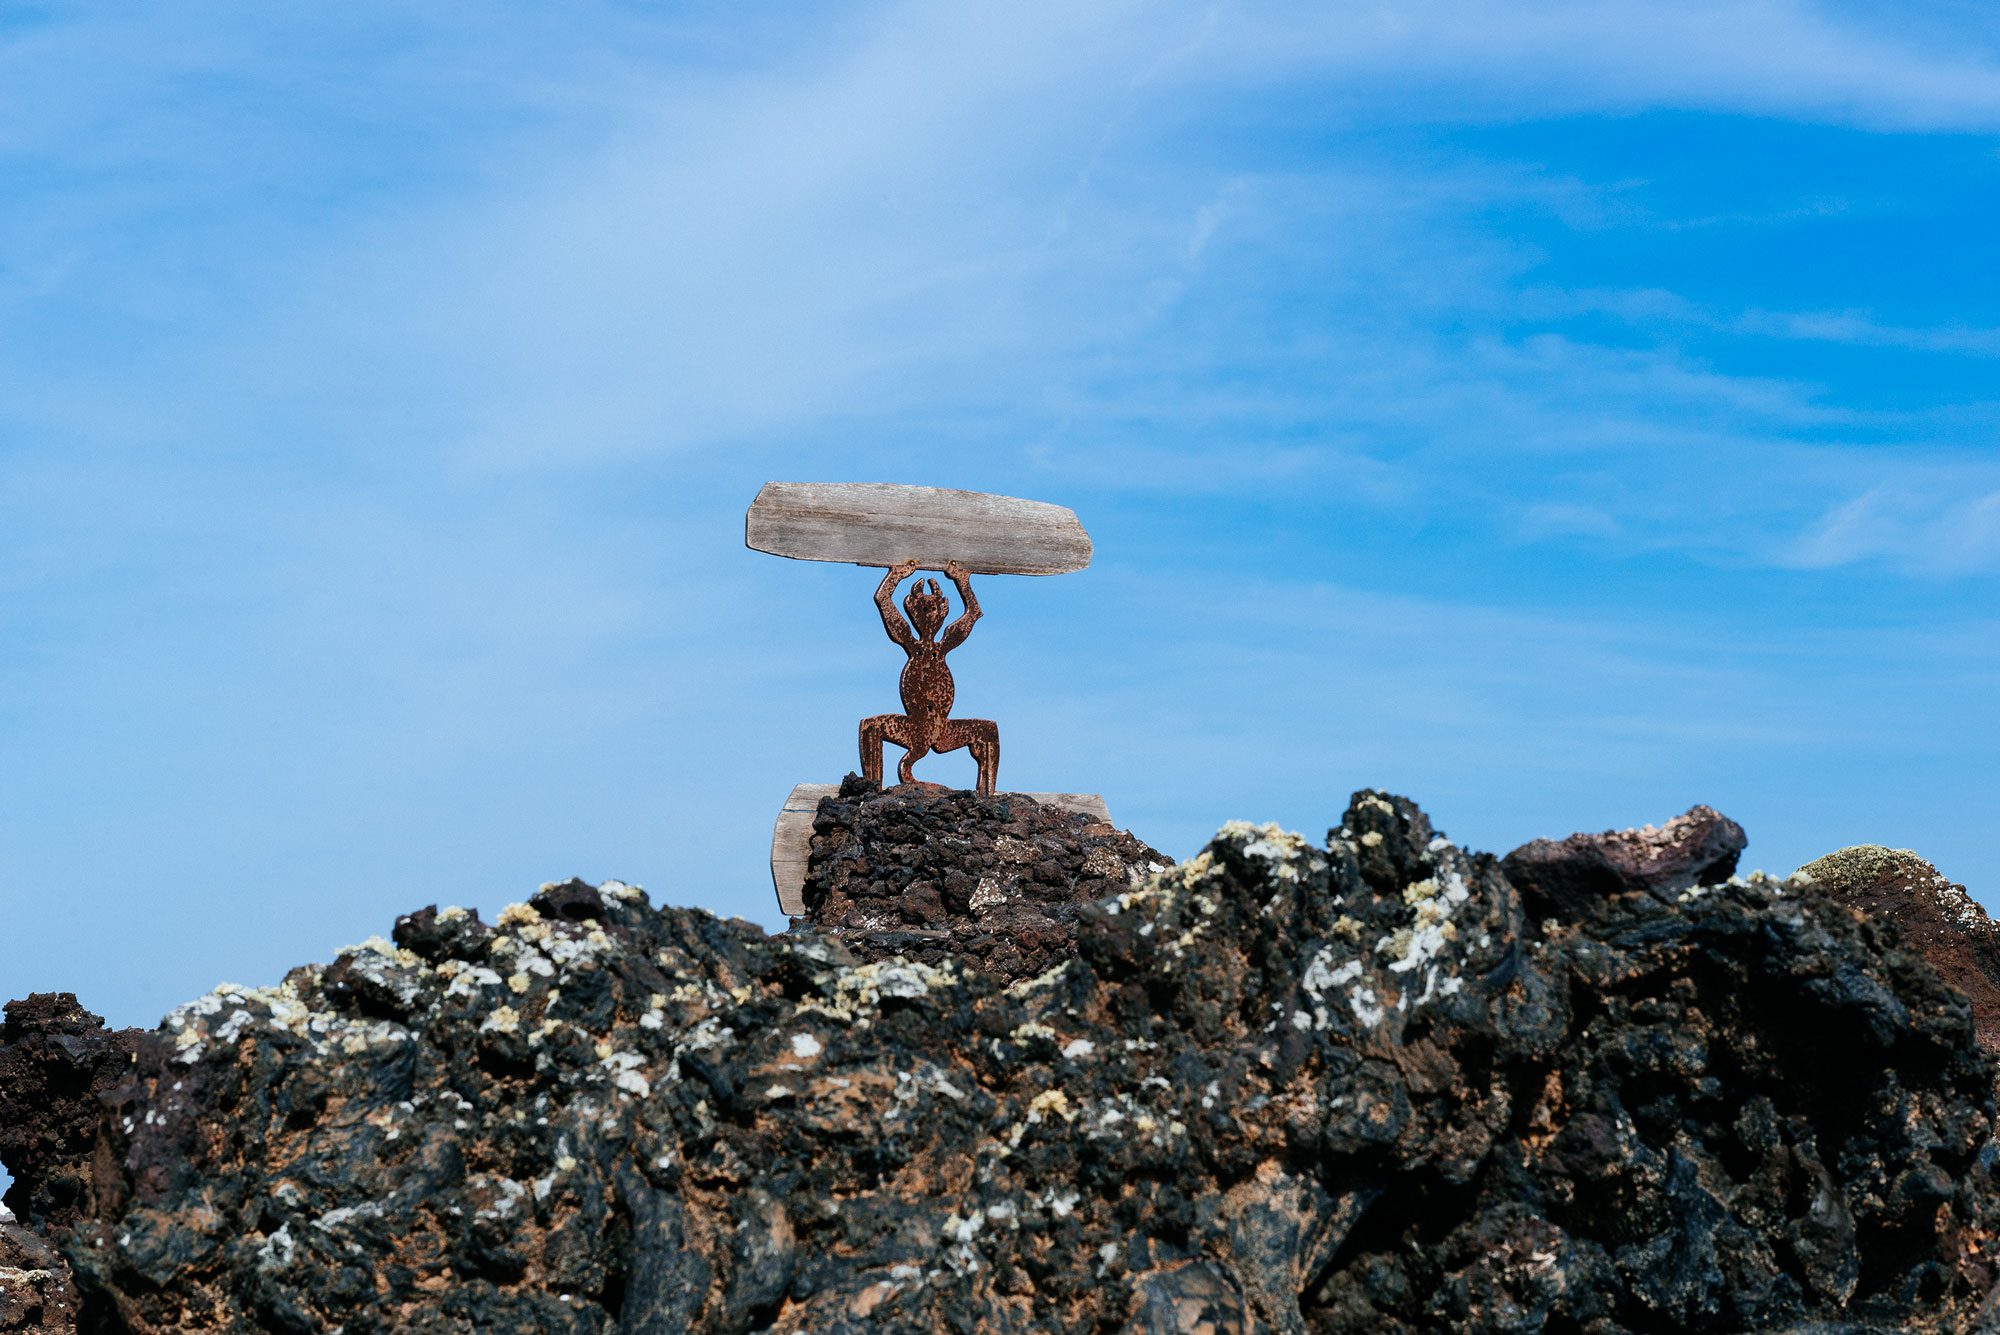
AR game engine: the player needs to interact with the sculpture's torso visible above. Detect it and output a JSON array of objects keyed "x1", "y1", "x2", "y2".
[{"x1": 899, "y1": 644, "x2": 954, "y2": 740}]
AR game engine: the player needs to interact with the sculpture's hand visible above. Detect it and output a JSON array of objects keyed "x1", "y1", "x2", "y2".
[
  {"x1": 888, "y1": 559, "x2": 920, "y2": 583},
  {"x1": 939, "y1": 558, "x2": 981, "y2": 650}
]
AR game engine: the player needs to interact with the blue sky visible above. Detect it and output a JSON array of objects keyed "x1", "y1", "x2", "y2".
[{"x1": 3, "y1": 0, "x2": 1998, "y2": 1046}]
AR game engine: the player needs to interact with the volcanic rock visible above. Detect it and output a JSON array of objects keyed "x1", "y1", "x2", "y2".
[
  {"x1": 0, "y1": 994, "x2": 143, "y2": 1234},
  {"x1": 1798, "y1": 845, "x2": 2000, "y2": 1066},
  {"x1": 1, "y1": 795, "x2": 1998, "y2": 1333},
  {"x1": 798, "y1": 775, "x2": 1174, "y2": 984},
  {"x1": 0, "y1": 1208, "x2": 77, "y2": 1335},
  {"x1": 1501, "y1": 803, "x2": 1746, "y2": 922}
]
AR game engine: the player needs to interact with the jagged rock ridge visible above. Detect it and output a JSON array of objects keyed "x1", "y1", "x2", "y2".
[{"x1": 1, "y1": 793, "x2": 1997, "y2": 1333}]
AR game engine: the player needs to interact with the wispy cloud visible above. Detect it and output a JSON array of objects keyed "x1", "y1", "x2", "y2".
[
  {"x1": 1736, "y1": 309, "x2": 2000, "y2": 355},
  {"x1": 1208, "y1": 1, "x2": 2000, "y2": 130},
  {"x1": 4, "y1": 0, "x2": 2000, "y2": 1040},
  {"x1": 1547, "y1": 287, "x2": 2000, "y2": 356},
  {"x1": 1785, "y1": 482, "x2": 2000, "y2": 573}
]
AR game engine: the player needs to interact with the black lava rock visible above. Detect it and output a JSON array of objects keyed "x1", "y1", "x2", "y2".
[
  {"x1": 800, "y1": 774, "x2": 1174, "y2": 984},
  {"x1": 1, "y1": 792, "x2": 1995, "y2": 1333}
]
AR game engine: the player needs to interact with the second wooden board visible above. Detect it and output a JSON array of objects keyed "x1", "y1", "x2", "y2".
[{"x1": 745, "y1": 482, "x2": 1092, "y2": 576}]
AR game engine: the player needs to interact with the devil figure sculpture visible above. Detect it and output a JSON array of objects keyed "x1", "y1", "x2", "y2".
[{"x1": 859, "y1": 559, "x2": 1001, "y2": 794}]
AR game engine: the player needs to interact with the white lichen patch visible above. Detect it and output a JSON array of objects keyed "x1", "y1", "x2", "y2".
[
  {"x1": 1348, "y1": 986, "x2": 1385, "y2": 1027},
  {"x1": 469, "y1": 1176, "x2": 528, "y2": 1221},
  {"x1": 335, "y1": 936, "x2": 422, "y2": 969},
  {"x1": 496, "y1": 902, "x2": 541, "y2": 928},
  {"x1": 337, "y1": 1020, "x2": 411, "y2": 1055},
  {"x1": 599, "y1": 1049, "x2": 650, "y2": 1098},
  {"x1": 1350, "y1": 865, "x2": 1477, "y2": 1017},
  {"x1": 993, "y1": 835, "x2": 1040, "y2": 865},
  {"x1": 1027, "y1": 1089, "x2": 1073, "y2": 1123},
  {"x1": 164, "y1": 968, "x2": 425, "y2": 1063},
  {"x1": 446, "y1": 966, "x2": 505, "y2": 998},
  {"x1": 312, "y1": 1201, "x2": 383, "y2": 1233},
  {"x1": 255, "y1": 1223, "x2": 295, "y2": 1273},
  {"x1": 1295, "y1": 947, "x2": 1368, "y2": 1031},
  {"x1": 1178, "y1": 850, "x2": 1221, "y2": 886},
  {"x1": 968, "y1": 878, "x2": 1009, "y2": 913},
  {"x1": 1080, "y1": 846, "x2": 1127, "y2": 879},
  {"x1": 1006, "y1": 960, "x2": 1073, "y2": 997},
  {"x1": 796, "y1": 957, "x2": 960, "y2": 1028},
  {"x1": 1218, "y1": 820, "x2": 1318, "y2": 882}
]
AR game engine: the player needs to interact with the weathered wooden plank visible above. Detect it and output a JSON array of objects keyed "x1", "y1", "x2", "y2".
[
  {"x1": 769, "y1": 785, "x2": 1115, "y2": 916},
  {"x1": 770, "y1": 784, "x2": 838, "y2": 916},
  {"x1": 745, "y1": 482, "x2": 1092, "y2": 576}
]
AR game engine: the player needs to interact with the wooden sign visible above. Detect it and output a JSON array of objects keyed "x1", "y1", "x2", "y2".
[{"x1": 745, "y1": 482, "x2": 1092, "y2": 575}]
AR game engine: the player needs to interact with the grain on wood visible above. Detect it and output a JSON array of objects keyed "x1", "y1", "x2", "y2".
[
  {"x1": 771, "y1": 784, "x2": 838, "y2": 916},
  {"x1": 745, "y1": 482, "x2": 1092, "y2": 576}
]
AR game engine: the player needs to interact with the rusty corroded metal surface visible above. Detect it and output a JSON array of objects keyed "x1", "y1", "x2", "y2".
[{"x1": 859, "y1": 558, "x2": 1000, "y2": 794}]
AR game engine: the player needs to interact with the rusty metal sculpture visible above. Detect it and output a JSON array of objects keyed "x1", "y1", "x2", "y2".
[
  {"x1": 745, "y1": 481, "x2": 1092, "y2": 803},
  {"x1": 746, "y1": 482, "x2": 1099, "y2": 914},
  {"x1": 859, "y1": 558, "x2": 1000, "y2": 793}
]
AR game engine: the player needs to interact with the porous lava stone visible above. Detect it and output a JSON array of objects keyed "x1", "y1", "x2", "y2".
[
  {"x1": 799, "y1": 774, "x2": 1174, "y2": 985},
  {"x1": 0, "y1": 1209, "x2": 77, "y2": 1335},
  {"x1": 2, "y1": 792, "x2": 1998, "y2": 1334}
]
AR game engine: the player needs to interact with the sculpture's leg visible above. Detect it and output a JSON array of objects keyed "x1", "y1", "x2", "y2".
[
  {"x1": 860, "y1": 714, "x2": 912, "y2": 787},
  {"x1": 937, "y1": 718, "x2": 1000, "y2": 795},
  {"x1": 896, "y1": 735, "x2": 932, "y2": 785}
]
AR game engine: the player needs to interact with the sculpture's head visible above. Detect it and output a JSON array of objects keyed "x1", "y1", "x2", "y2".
[{"x1": 903, "y1": 579, "x2": 949, "y2": 639}]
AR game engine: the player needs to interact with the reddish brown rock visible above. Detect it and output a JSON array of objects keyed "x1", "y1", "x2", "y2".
[
  {"x1": 0, "y1": 1212, "x2": 78, "y2": 1335},
  {"x1": 0, "y1": 994, "x2": 143, "y2": 1233},
  {"x1": 1501, "y1": 803, "x2": 1746, "y2": 921},
  {"x1": 799, "y1": 774, "x2": 1173, "y2": 984},
  {"x1": 1799, "y1": 845, "x2": 2000, "y2": 1064}
]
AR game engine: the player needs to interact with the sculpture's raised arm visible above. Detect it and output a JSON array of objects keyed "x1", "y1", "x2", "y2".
[
  {"x1": 873, "y1": 559, "x2": 920, "y2": 650},
  {"x1": 939, "y1": 560, "x2": 982, "y2": 651}
]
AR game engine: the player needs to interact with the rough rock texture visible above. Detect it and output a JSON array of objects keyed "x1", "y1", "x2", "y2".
[
  {"x1": 2, "y1": 794, "x2": 1998, "y2": 1333},
  {"x1": 1501, "y1": 804, "x2": 1747, "y2": 924},
  {"x1": 0, "y1": 994, "x2": 143, "y2": 1232},
  {"x1": 800, "y1": 775, "x2": 1174, "y2": 984},
  {"x1": 0, "y1": 1210, "x2": 78, "y2": 1335},
  {"x1": 1799, "y1": 846, "x2": 2000, "y2": 1067}
]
